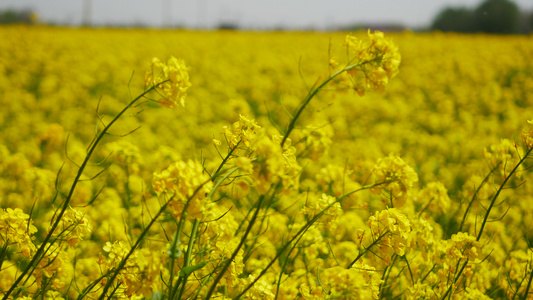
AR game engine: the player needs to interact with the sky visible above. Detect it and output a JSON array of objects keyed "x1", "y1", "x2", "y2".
[{"x1": 2, "y1": 0, "x2": 533, "y2": 30}]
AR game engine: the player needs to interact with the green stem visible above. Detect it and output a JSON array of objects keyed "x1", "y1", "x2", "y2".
[
  {"x1": 209, "y1": 167, "x2": 239, "y2": 198},
  {"x1": 212, "y1": 142, "x2": 240, "y2": 181},
  {"x1": 205, "y1": 194, "x2": 266, "y2": 300},
  {"x1": 458, "y1": 163, "x2": 499, "y2": 232},
  {"x1": 175, "y1": 219, "x2": 200, "y2": 299},
  {"x1": 477, "y1": 147, "x2": 532, "y2": 241},
  {"x1": 522, "y1": 262, "x2": 533, "y2": 300},
  {"x1": 275, "y1": 220, "x2": 317, "y2": 299},
  {"x1": 3, "y1": 83, "x2": 161, "y2": 300},
  {"x1": 347, "y1": 230, "x2": 389, "y2": 269},
  {"x1": 234, "y1": 183, "x2": 382, "y2": 299},
  {"x1": 167, "y1": 217, "x2": 184, "y2": 298},
  {"x1": 98, "y1": 200, "x2": 170, "y2": 299},
  {"x1": 439, "y1": 148, "x2": 532, "y2": 300},
  {"x1": 440, "y1": 259, "x2": 468, "y2": 300},
  {"x1": 378, "y1": 254, "x2": 398, "y2": 300},
  {"x1": 166, "y1": 152, "x2": 238, "y2": 298},
  {"x1": 280, "y1": 61, "x2": 370, "y2": 147},
  {"x1": 97, "y1": 179, "x2": 210, "y2": 299}
]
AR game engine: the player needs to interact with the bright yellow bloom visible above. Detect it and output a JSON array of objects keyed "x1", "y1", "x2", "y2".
[
  {"x1": 106, "y1": 140, "x2": 143, "y2": 169},
  {"x1": 405, "y1": 281, "x2": 432, "y2": 300},
  {"x1": 251, "y1": 135, "x2": 300, "y2": 193},
  {"x1": 483, "y1": 138, "x2": 523, "y2": 180},
  {"x1": 99, "y1": 241, "x2": 164, "y2": 298},
  {"x1": 152, "y1": 160, "x2": 213, "y2": 219},
  {"x1": 145, "y1": 56, "x2": 191, "y2": 109},
  {"x1": 241, "y1": 274, "x2": 275, "y2": 299},
  {"x1": 233, "y1": 156, "x2": 253, "y2": 173},
  {"x1": 344, "y1": 30, "x2": 401, "y2": 95},
  {"x1": 209, "y1": 238, "x2": 245, "y2": 288},
  {"x1": 33, "y1": 243, "x2": 71, "y2": 290},
  {"x1": 0, "y1": 208, "x2": 37, "y2": 258},
  {"x1": 371, "y1": 154, "x2": 418, "y2": 207},
  {"x1": 44, "y1": 290, "x2": 65, "y2": 300},
  {"x1": 367, "y1": 208, "x2": 413, "y2": 264},
  {"x1": 223, "y1": 114, "x2": 262, "y2": 149},
  {"x1": 317, "y1": 265, "x2": 381, "y2": 299},
  {"x1": 462, "y1": 287, "x2": 493, "y2": 300},
  {"x1": 301, "y1": 193, "x2": 342, "y2": 231},
  {"x1": 57, "y1": 207, "x2": 92, "y2": 247},
  {"x1": 448, "y1": 232, "x2": 482, "y2": 261},
  {"x1": 212, "y1": 138, "x2": 222, "y2": 146}
]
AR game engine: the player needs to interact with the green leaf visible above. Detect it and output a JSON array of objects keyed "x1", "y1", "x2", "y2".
[{"x1": 179, "y1": 260, "x2": 213, "y2": 277}]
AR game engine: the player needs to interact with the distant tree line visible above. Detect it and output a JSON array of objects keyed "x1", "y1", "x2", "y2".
[
  {"x1": 0, "y1": 9, "x2": 37, "y2": 24},
  {"x1": 432, "y1": 0, "x2": 533, "y2": 33}
]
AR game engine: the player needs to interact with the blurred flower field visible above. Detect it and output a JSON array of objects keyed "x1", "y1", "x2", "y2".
[{"x1": 1, "y1": 25, "x2": 533, "y2": 299}]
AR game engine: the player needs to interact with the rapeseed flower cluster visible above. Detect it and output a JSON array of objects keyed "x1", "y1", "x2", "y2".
[
  {"x1": 54, "y1": 207, "x2": 92, "y2": 247},
  {"x1": 371, "y1": 154, "x2": 419, "y2": 207},
  {"x1": 301, "y1": 193, "x2": 342, "y2": 231},
  {"x1": 251, "y1": 134, "x2": 300, "y2": 193},
  {"x1": 145, "y1": 56, "x2": 191, "y2": 109},
  {"x1": 152, "y1": 159, "x2": 213, "y2": 219},
  {"x1": 343, "y1": 30, "x2": 401, "y2": 95},
  {"x1": 222, "y1": 114, "x2": 262, "y2": 149},
  {"x1": 33, "y1": 243, "x2": 72, "y2": 290},
  {"x1": 483, "y1": 138, "x2": 523, "y2": 180},
  {"x1": 0, "y1": 208, "x2": 37, "y2": 258},
  {"x1": 98, "y1": 241, "x2": 164, "y2": 298},
  {"x1": 367, "y1": 208, "x2": 413, "y2": 264}
]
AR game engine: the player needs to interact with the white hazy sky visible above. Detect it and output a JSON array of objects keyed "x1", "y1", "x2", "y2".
[{"x1": 2, "y1": 0, "x2": 533, "y2": 29}]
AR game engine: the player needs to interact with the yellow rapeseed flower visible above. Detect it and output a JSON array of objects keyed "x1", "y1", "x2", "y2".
[
  {"x1": 152, "y1": 160, "x2": 213, "y2": 219},
  {"x1": 0, "y1": 208, "x2": 37, "y2": 258},
  {"x1": 145, "y1": 56, "x2": 191, "y2": 109},
  {"x1": 344, "y1": 30, "x2": 401, "y2": 95},
  {"x1": 371, "y1": 154, "x2": 418, "y2": 207}
]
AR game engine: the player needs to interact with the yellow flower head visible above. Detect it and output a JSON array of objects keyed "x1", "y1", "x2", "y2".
[
  {"x1": 343, "y1": 30, "x2": 401, "y2": 95},
  {"x1": 367, "y1": 208, "x2": 413, "y2": 261},
  {"x1": 99, "y1": 242, "x2": 164, "y2": 298},
  {"x1": 153, "y1": 160, "x2": 213, "y2": 219},
  {"x1": 56, "y1": 207, "x2": 92, "y2": 247},
  {"x1": 145, "y1": 56, "x2": 191, "y2": 109},
  {"x1": 449, "y1": 232, "x2": 482, "y2": 261},
  {"x1": 371, "y1": 154, "x2": 418, "y2": 207},
  {"x1": 223, "y1": 114, "x2": 262, "y2": 149},
  {"x1": 301, "y1": 193, "x2": 342, "y2": 231},
  {"x1": 0, "y1": 208, "x2": 38, "y2": 258},
  {"x1": 483, "y1": 138, "x2": 523, "y2": 180}
]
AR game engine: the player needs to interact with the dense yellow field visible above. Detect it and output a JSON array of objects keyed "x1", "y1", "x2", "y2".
[{"x1": 1, "y1": 25, "x2": 533, "y2": 299}]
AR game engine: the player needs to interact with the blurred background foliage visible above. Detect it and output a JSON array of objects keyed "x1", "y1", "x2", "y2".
[
  {"x1": 0, "y1": 8, "x2": 37, "y2": 25},
  {"x1": 431, "y1": 0, "x2": 533, "y2": 34}
]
